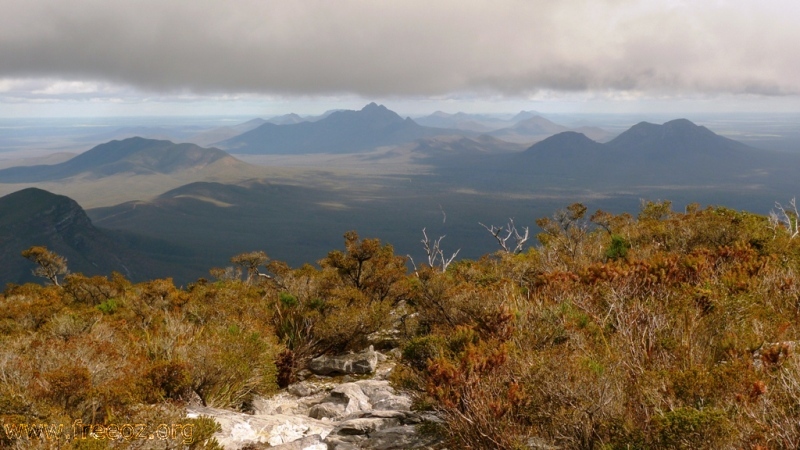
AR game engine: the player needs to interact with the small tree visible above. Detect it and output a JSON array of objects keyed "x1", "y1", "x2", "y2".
[
  {"x1": 21, "y1": 246, "x2": 68, "y2": 286},
  {"x1": 536, "y1": 203, "x2": 589, "y2": 261},
  {"x1": 230, "y1": 251, "x2": 269, "y2": 284}
]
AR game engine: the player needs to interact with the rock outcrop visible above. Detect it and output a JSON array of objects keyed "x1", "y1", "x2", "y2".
[
  {"x1": 188, "y1": 350, "x2": 441, "y2": 449},
  {"x1": 308, "y1": 347, "x2": 379, "y2": 376}
]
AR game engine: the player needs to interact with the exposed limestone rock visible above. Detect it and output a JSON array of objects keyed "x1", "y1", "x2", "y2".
[
  {"x1": 354, "y1": 379, "x2": 412, "y2": 411},
  {"x1": 186, "y1": 406, "x2": 333, "y2": 449},
  {"x1": 309, "y1": 346, "x2": 379, "y2": 376},
  {"x1": 187, "y1": 349, "x2": 443, "y2": 450},
  {"x1": 288, "y1": 381, "x2": 322, "y2": 398},
  {"x1": 308, "y1": 402, "x2": 346, "y2": 420},
  {"x1": 266, "y1": 434, "x2": 328, "y2": 450},
  {"x1": 335, "y1": 417, "x2": 402, "y2": 435},
  {"x1": 363, "y1": 425, "x2": 443, "y2": 450},
  {"x1": 331, "y1": 382, "x2": 372, "y2": 415}
]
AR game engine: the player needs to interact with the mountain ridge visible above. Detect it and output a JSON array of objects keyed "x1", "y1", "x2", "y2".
[
  {"x1": 216, "y1": 103, "x2": 464, "y2": 155},
  {"x1": 0, "y1": 137, "x2": 240, "y2": 183}
]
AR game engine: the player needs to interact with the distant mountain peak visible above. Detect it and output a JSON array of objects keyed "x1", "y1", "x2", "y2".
[
  {"x1": 0, "y1": 187, "x2": 78, "y2": 228},
  {"x1": 361, "y1": 102, "x2": 384, "y2": 111},
  {"x1": 216, "y1": 103, "x2": 449, "y2": 154},
  {"x1": 525, "y1": 131, "x2": 602, "y2": 152},
  {"x1": 520, "y1": 131, "x2": 605, "y2": 162},
  {"x1": 607, "y1": 118, "x2": 752, "y2": 158},
  {"x1": 511, "y1": 110, "x2": 542, "y2": 122},
  {"x1": 543, "y1": 131, "x2": 596, "y2": 143},
  {"x1": 664, "y1": 118, "x2": 697, "y2": 127},
  {"x1": 430, "y1": 111, "x2": 451, "y2": 118}
]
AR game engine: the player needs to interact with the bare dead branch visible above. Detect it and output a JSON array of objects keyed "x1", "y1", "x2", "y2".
[
  {"x1": 420, "y1": 227, "x2": 460, "y2": 273},
  {"x1": 479, "y1": 219, "x2": 529, "y2": 254},
  {"x1": 771, "y1": 198, "x2": 800, "y2": 239}
]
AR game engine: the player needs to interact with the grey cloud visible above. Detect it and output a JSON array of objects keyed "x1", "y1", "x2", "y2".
[{"x1": 1, "y1": 0, "x2": 799, "y2": 97}]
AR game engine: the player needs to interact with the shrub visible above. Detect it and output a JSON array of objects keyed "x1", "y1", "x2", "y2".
[
  {"x1": 605, "y1": 234, "x2": 631, "y2": 260},
  {"x1": 653, "y1": 407, "x2": 734, "y2": 449}
]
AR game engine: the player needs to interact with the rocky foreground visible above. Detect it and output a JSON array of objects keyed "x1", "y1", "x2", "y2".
[{"x1": 187, "y1": 347, "x2": 443, "y2": 449}]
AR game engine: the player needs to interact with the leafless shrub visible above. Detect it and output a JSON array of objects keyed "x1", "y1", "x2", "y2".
[{"x1": 479, "y1": 219, "x2": 529, "y2": 254}]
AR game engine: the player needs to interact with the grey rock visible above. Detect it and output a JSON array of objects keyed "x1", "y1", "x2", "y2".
[
  {"x1": 309, "y1": 402, "x2": 346, "y2": 420},
  {"x1": 354, "y1": 379, "x2": 412, "y2": 411},
  {"x1": 335, "y1": 417, "x2": 401, "y2": 436},
  {"x1": 360, "y1": 425, "x2": 442, "y2": 450},
  {"x1": 187, "y1": 354, "x2": 441, "y2": 450},
  {"x1": 331, "y1": 383, "x2": 372, "y2": 415},
  {"x1": 309, "y1": 347, "x2": 378, "y2": 376},
  {"x1": 372, "y1": 395, "x2": 412, "y2": 411},
  {"x1": 251, "y1": 392, "x2": 303, "y2": 416},
  {"x1": 354, "y1": 380, "x2": 392, "y2": 399},
  {"x1": 367, "y1": 329, "x2": 402, "y2": 349},
  {"x1": 186, "y1": 406, "x2": 333, "y2": 450},
  {"x1": 267, "y1": 434, "x2": 328, "y2": 450},
  {"x1": 326, "y1": 436, "x2": 363, "y2": 450},
  {"x1": 296, "y1": 369, "x2": 313, "y2": 381},
  {"x1": 288, "y1": 381, "x2": 322, "y2": 398}
]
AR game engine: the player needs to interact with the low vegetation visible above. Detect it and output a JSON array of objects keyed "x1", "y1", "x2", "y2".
[{"x1": 3, "y1": 201, "x2": 800, "y2": 448}]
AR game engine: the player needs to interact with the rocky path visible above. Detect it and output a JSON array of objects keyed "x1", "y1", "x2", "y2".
[{"x1": 187, "y1": 347, "x2": 443, "y2": 449}]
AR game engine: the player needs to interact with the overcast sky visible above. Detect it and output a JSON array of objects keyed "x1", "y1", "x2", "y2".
[{"x1": 1, "y1": 0, "x2": 799, "y2": 117}]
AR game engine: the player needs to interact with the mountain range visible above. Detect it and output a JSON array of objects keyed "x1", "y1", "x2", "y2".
[
  {"x1": 215, "y1": 103, "x2": 459, "y2": 154},
  {"x1": 413, "y1": 110, "x2": 612, "y2": 143},
  {"x1": 0, "y1": 110, "x2": 795, "y2": 286},
  {"x1": 413, "y1": 111, "x2": 513, "y2": 132},
  {"x1": 482, "y1": 118, "x2": 781, "y2": 192},
  {"x1": 519, "y1": 119, "x2": 755, "y2": 169},
  {"x1": 489, "y1": 116, "x2": 612, "y2": 143}
]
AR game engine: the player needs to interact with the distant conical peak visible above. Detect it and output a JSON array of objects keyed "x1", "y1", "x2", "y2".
[{"x1": 544, "y1": 131, "x2": 593, "y2": 142}]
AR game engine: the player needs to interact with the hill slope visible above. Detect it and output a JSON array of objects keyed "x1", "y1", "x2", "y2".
[
  {"x1": 606, "y1": 119, "x2": 753, "y2": 159},
  {"x1": 216, "y1": 103, "x2": 461, "y2": 154},
  {"x1": 420, "y1": 118, "x2": 794, "y2": 200},
  {"x1": 516, "y1": 119, "x2": 765, "y2": 179},
  {"x1": 0, "y1": 188, "x2": 197, "y2": 285},
  {"x1": 0, "y1": 137, "x2": 238, "y2": 182}
]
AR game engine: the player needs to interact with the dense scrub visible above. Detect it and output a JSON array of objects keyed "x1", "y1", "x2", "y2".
[
  {"x1": 397, "y1": 202, "x2": 800, "y2": 449},
  {"x1": 3, "y1": 202, "x2": 800, "y2": 448}
]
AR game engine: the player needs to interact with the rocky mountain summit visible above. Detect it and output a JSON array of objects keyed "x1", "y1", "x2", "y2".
[{"x1": 187, "y1": 347, "x2": 443, "y2": 450}]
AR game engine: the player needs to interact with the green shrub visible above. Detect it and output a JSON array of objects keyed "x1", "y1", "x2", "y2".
[
  {"x1": 95, "y1": 298, "x2": 118, "y2": 314},
  {"x1": 605, "y1": 234, "x2": 631, "y2": 260},
  {"x1": 653, "y1": 407, "x2": 733, "y2": 449}
]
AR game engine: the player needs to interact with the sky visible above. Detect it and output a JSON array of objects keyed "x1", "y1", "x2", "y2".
[{"x1": 1, "y1": 0, "x2": 799, "y2": 117}]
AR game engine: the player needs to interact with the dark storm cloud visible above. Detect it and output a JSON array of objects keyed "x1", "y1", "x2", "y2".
[{"x1": 1, "y1": 0, "x2": 798, "y2": 97}]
